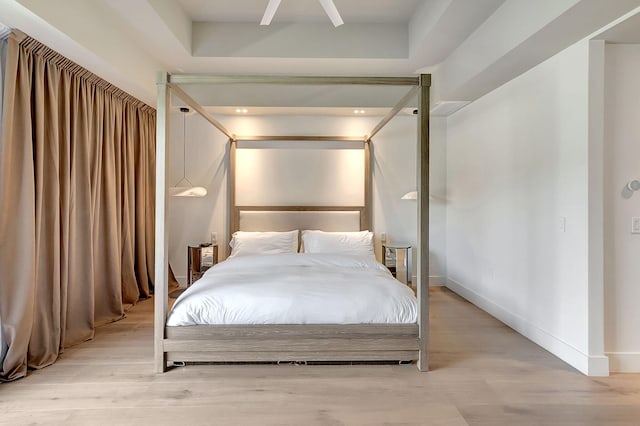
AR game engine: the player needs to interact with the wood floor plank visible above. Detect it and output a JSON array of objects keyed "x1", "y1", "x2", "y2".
[{"x1": 1, "y1": 288, "x2": 639, "y2": 426}]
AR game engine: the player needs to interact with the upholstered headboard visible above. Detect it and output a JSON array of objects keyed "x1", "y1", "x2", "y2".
[{"x1": 237, "y1": 208, "x2": 363, "y2": 232}]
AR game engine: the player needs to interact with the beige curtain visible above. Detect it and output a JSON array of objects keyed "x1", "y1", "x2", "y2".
[{"x1": 0, "y1": 30, "x2": 155, "y2": 381}]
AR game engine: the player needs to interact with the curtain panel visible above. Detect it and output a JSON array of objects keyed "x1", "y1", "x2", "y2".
[{"x1": 0, "y1": 30, "x2": 156, "y2": 381}]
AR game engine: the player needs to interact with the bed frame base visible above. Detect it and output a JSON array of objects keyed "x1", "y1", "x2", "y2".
[
  {"x1": 165, "y1": 324, "x2": 419, "y2": 364},
  {"x1": 167, "y1": 351, "x2": 418, "y2": 363}
]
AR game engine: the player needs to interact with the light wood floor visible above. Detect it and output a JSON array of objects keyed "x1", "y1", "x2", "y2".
[{"x1": 1, "y1": 288, "x2": 639, "y2": 426}]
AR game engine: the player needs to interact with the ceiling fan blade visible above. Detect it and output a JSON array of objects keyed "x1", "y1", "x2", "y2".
[
  {"x1": 318, "y1": 0, "x2": 344, "y2": 27},
  {"x1": 260, "y1": 0, "x2": 282, "y2": 25}
]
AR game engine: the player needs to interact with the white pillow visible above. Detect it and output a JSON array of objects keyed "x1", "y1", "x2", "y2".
[
  {"x1": 301, "y1": 230, "x2": 374, "y2": 257},
  {"x1": 229, "y1": 230, "x2": 299, "y2": 258}
]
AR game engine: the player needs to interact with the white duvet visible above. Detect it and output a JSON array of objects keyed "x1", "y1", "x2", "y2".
[{"x1": 166, "y1": 253, "x2": 417, "y2": 325}]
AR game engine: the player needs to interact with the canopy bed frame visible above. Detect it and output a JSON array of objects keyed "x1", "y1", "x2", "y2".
[{"x1": 154, "y1": 73, "x2": 431, "y2": 373}]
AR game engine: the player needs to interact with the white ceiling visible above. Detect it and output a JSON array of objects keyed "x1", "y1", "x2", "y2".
[
  {"x1": 178, "y1": 0, "x2": 423, "y2": 23},
  {"x1": 597, "y1": 10, "x2": 640, "y2": 44},
  {"x1": 1, "y1": 0, "x2": 640, "y2": 114}
]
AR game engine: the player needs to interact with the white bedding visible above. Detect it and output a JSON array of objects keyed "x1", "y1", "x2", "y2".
[{"x1": 166, "y1": 253, "x2": 417, "y2": 325}]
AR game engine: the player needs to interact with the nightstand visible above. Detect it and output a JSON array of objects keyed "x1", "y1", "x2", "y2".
[
  {"x1": 187, "y1": 243, "x2": 218, "y2": 286},
  {"x1": 382, "y1": 243, "x2": 412, "y2": 286}
]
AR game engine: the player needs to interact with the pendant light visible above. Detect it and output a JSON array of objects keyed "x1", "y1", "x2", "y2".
[
  {"x1": 169, "y1": 107, "x2": 207, "y2": 197},
  {"x1": 401, "y1": 191, "x2": 417, "y2": 200}
]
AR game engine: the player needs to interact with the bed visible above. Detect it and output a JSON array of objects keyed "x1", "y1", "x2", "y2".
[
  {"x1": 154, "y1": 74, "x2": 431, "y2": 372},
  {"x1": 165, "y1": 248, "x2": 419, "y2": 362}
]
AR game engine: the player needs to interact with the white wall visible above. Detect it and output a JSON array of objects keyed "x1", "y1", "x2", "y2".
[
  {"x1": 371, "y1": 116, "x2": 417, "y2": 276},
  {"x1": 429, "y1": 117, "x2": 447, "y2": 285},
  {"x1": 167, "y1": 113, "x2": 433, "y2": 284},
  {"x1": 445, "y1": 40, "x2": 607, "y2": 375},
  {"x1": 603, "y1": 43, "x2": 640, "y2": 372},
  {"x1": 167, "y1": 111, "x2": 228, "y2": 283}
]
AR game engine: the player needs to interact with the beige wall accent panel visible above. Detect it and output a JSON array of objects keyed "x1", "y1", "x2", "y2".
[{"x1": 235, "y1": 141, "x2": 365, "y2": 207}]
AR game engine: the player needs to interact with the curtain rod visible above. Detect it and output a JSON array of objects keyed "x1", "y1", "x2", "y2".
[{"x1": 12, "y1": 29, "x2": 153, "y2": 113}]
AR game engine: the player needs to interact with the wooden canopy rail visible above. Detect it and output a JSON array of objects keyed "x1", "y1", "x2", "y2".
[
  {"x1": 155, "y1": 73, "x2": 430, "y2": 373},
  {"x1": 234, "y1": 135, "x2": 365, "y2": 142},
  {"x1": 168, "y1": 75, "x2": 420, "y2": 86}
]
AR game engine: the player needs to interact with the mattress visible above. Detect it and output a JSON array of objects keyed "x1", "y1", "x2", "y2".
[{"x1": 166, "y1": 253, "x2": 417, "y2": 325}]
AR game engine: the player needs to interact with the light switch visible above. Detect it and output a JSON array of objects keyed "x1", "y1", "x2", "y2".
[
  {"x1": 559, "y1": 217, "x2": 566, "y2": 233},
  {"x1": 632, "y1": 217, "x2": 640, "y2": 234},
  {"x1": 380, "y1": 232, "x2": 387, "y2": 243}
]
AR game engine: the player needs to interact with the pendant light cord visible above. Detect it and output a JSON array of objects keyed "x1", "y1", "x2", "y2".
[
  {"x1": 170, "y1": 107, "x2": 206, "y2": 197},
  {"x1": 173, "y1": 107, "x2": 193, "y2": 187},
  {"x1": 182, "y1": 109, "x2": 187, "y2": 182}
]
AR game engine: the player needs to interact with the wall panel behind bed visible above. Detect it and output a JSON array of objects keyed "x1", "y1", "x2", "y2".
[
  {"x1": 235, "y1": 140, "x2": 365, "y2": 206},
  {"x1": 232, "y1": 140, "x2": 368, "y2": 239}
]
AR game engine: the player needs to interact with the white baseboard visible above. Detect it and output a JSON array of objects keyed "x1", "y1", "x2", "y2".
[
  {"x1": 606, "y1": 352, "x2": 640, "y2": 373},
  {"x1": 588, "y1": 355, "x2": 610, "y2": 376},
  {"x1": 175, "y1": 275, "x2": 187, "y2": 286},
  {"x1": 446, "y1": 278, "x2": 609, "y2": 376}
]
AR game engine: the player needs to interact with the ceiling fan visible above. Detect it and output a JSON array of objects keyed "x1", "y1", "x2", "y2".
[{"x1": 261, "y1": 0, "x2": 344, "y2": 27}]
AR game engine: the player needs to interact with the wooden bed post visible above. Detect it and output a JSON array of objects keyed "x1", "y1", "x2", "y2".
[
  {"x1": 417, "y1": 74, "x2": 431, "y2": 372},
  {"x1": 229, "y1": 139, "x2": 237, "y2": 241},
  {"x1": 363, "y1": 140, "x2": 372, "y2": 231},
  {"x1": 154, "y1": 72, "x2": 170, "y2": 373}
]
